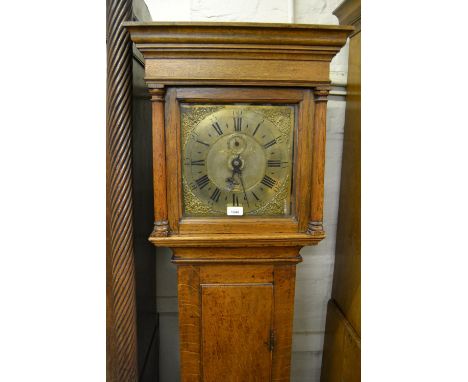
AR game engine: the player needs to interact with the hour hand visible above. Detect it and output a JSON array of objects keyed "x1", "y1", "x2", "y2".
[{"x1": 231, "y1": 156, "x2": 250, "y2": 207}]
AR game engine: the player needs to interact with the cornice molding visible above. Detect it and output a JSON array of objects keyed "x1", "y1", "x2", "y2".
[
  {"x1": 124, "y1": 22, "x2": 353, "y2": 62},
  {"x1": 125, "y1": 22, "x2": 352, "y2": 87}
]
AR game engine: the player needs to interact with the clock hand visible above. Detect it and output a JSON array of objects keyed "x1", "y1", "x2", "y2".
[
  {"x1": 237, "y1": 171, "x2": 250, "y2": 207},
  {"x1": 232, "y1": 155, "x2": 250, "y2": 207},
  {"x1": 226, "y1": 163, "x2": 238, "y2": 191},
  {"x1": 227, "y1": 155, "x2": 242, "y2": 188}
]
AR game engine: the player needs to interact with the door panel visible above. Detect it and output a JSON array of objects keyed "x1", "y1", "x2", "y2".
[{"x1": 201, "y1": 284, "x2": 273, "y2": 382}]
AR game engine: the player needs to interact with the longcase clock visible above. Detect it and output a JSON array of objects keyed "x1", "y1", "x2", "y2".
[{"x1": 125, "y1": 21, "x2": 352, "y2": 382}]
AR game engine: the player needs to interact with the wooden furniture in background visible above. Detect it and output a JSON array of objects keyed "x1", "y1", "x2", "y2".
[
  {"x1": 125, "y1": 22, "x2": 352, "y2": 381},
  {"x1": 106, "y1": 0, "x2": 139, "y2": 381},
  {"x1": 321, "y1": 0, "x2": 361, "y2": 381},
  {"x1": 132, "y1": 44, "x2": 159, "y2": 381}
]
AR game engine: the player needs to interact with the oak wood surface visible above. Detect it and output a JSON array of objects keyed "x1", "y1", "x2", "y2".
[
  {"x1": 174, "y1": 246, "x2": 300, "y2": 259},
  {"x1": 150, "y1": 87, "x2": 169, "y2": 236},
  {"x1": 296, "y1": 89, "x2": 314, "y2": 232},
  {"x1": 321, "y1": 301, "x2": 360, "y2": 382},
  {"x1": 201, "y1": 284, "x2": 274, "y2": 381},
  {"x1": 271, "y1": 266, "x2": 297, "y2": 381},
  {"x1": 172, "y1": 246, "x2": 302, "y2": 265},
  {"x1": 176, "y1": 261, "x2": 298, "y2": 382},
  {"x1": 175, "y1": 87, "x2": 305, "y2": 102},
  {"x1": 124, "y1": 22, "x2": 353, "y2": 50},
  {"x1": 144, "y1": 58, "x2": 329, "y2": 86},
  {"x1": 321, "y1": 1, "x2": 361, "y2": 380},
  {"x1": 125, "y1": 22, "x2": 352, "y2": 87},
  {"x1": 331, "y1": 31, "x2": 361, "y2": 335},
  {"x1": 151, "y1": 232, "x2": 324, "y2": 248},
  {"x1": 199, "y1": 264, "x2": 273, "y2": 283},
  {"x1": 164, "y1": 87, "x2": 181, "y2": 231},
  {"x1": 308, "y1": 86, "x2": 330, "y2": 234},
  {"x1": 178, "y1": 266, "x2": 201, "y2": 382}
]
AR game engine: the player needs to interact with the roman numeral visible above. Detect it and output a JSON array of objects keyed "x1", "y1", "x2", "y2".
[
  {"x1": 263, "y1": 138, "x2": 277, "y2": 149},
  {"x1": 261, "y1": 175, "x2": 276, "y2": 189},
  {"x1": 195, "y1": 175, "x2": 210, "y2": 189},
  {"x1": 251, "y1": 191, "x2": 260, "y2": 201},
  {"x1": 232, "y1": 194, "x2": 239, "y2": 206},
  {"x1": 210, "y1": 187, "x2": 221, "y2": 202},
  {"x1": 196, "y1": 140, "x2": 210, "y2": 147},
  {"x1": 253, "y1": 122, "x2": 262, "y2": 136},
  {"x1": 191, "y1": 159, "x2": 205, "y2": 166},
  {"x1": 233, "y1": 116, "x2": 242, "y2": 131},
  {"x1": 212, "y1": 122, "x2": 223, "y2": 136},
  {"x1": 267, "y1": 160, "x2": 282, "y2": 167}
]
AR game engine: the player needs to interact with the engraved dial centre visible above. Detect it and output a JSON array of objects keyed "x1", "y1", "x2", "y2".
[{"x1": 206, "y1": 132, "x2": 266, "y2": 192}]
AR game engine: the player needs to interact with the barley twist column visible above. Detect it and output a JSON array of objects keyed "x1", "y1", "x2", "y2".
[{"x1": 106, "y1": 0, "x2": 138, "y2": 379}]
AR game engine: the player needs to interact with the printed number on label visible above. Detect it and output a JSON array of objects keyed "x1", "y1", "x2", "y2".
[{"x1": 227, "y1": 206, "x2": 243, "y2": 216}]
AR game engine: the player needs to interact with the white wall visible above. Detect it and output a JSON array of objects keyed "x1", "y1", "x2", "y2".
[{"x1": 144, "y1": 1, "x2": 350, "y2": 381}]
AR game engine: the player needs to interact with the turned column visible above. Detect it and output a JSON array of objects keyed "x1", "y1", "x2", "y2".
[
  {"x1": 149, "y1": 86, "x2": 169, "y2": 236},
  {"x1": 308, "y1": 86, "x2": 331, "y2": 234}
]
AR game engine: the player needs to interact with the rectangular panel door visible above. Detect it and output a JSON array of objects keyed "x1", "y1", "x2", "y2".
[{"x1": 201, "y1": 284, "x2": 273, "y2": 382}]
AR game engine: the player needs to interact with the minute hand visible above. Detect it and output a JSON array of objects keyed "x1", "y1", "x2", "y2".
[{"x1": 237, "y1": 170, "x2": 250, "y2": 207}]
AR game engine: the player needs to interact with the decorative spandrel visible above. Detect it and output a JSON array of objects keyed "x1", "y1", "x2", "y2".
[{"x1": 181, "y1": 104, "x2": 295, "y2": 217}]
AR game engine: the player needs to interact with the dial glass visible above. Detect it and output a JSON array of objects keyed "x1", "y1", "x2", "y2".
[{"x1": 181, "y1": 104, "x2": 295, "y2": 217}]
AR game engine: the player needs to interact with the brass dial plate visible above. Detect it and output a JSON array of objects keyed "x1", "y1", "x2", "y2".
[{"x1": 181, "y1": 104, "x2": 295, "y2": 216}]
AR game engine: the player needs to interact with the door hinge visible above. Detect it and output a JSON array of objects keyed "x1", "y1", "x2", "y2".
[{"x1": 269, "y1": 329, "x2": 276, "y2": 352}]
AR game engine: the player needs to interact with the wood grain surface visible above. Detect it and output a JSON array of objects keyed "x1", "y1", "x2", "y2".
[
  {"x1": 308, "y1": 86, "x2": 330, "y2": 234},
  {"x1": 178, "y1": 266, "x2": 202, "y2": 382},
  {"x1": 107, "y1": 0, "x2": 138, "y2": 380},
  {"x1": 331, "y1": 30, "x2": 361, "y2": 336},
  {"x1": 201, "y1": 284, "x2": 274, "y2": 382},
  {"x1": 150, "y1": 87, "x2": 169, "y2": 236},
  {"x1": 125, "y1": 22, "x2": 352, "y2": 87},
  {"x1": 321, "y1": 1, "x2": 361, "y2": 380},
  {"x1": 321, "y1": 301, "x2": 360, "y2": 382},
  {"x1": 151, "y1": 232, "x2": 324, "y2": 248},
  {"x1": 176, "y1": 259, "x2": 299, "y2": 382},
  {"x1": 271, "y1": 266, "x2": 297, "y2": 382},
  {"x1": 144, "y1": 58, "x2": 328, "y2": 86},
  {"x1": 174, "y1": 246, "x2": 300, "y2": 260}
]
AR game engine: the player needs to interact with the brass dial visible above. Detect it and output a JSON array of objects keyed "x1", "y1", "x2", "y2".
[{"x1": 181, "y1": 105, "x2": 294, "y2": 216}]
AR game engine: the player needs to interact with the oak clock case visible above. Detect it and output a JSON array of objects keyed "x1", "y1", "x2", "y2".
[{"x1": 125, "y1": 22, "x2": 352, "y2": 382}]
